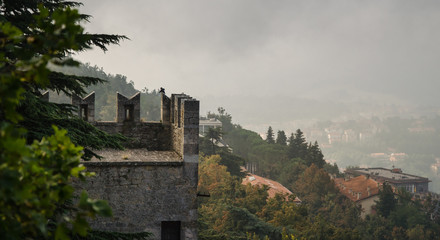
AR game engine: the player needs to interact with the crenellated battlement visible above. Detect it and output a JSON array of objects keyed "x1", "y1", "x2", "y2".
[{"x1": 68, "y1": 91, "x2": 199, "y2": 159}]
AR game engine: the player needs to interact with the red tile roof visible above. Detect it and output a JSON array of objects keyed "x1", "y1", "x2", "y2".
[
  {"x1": 242, "y1": 173, "x2": 301, "y2": 203},
  {"x1": 334, "y1": 176, "x2": 380, "y2": 202}
]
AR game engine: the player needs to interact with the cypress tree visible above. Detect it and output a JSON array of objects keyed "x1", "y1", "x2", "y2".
[{"x1": 266, "y1": 126, "x2": 275, "y2": 144}]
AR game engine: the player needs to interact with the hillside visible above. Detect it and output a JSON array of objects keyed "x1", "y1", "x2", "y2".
[{"x1": 49, "y1": 63, "x2": 161, "y2": 121}]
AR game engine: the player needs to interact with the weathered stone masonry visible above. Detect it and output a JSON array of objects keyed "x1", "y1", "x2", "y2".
[{"x1": 71, "y1": 92, "x2": 199, "y2": 240}]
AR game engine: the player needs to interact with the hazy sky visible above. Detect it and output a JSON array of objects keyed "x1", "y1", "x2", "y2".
[{"x1": 76, "y1": 1, "x2": 440, "y2": 129}]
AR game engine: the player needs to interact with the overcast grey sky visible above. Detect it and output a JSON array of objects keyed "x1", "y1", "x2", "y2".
[{"x1": 76, "y1": 0, "x2": 440, "y2": 130}]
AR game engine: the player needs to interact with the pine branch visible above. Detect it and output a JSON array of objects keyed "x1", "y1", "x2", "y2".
[
  {"x1": 77, "y1": 33, "x2": 130, "y2": 52},
  {"x1": 47, "y1": 71, "x2": 106, "y2": 97},
  {"x1": 17, "y1": 93, "x2": 126, "y2": 160}
]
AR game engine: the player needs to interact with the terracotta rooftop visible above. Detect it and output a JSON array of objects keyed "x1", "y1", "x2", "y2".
[
  {"x1": 242, "y1": 172, "x2": 301, "y2": 203},
  {"x1": 334, "y1": 176, "x2": 380, "y2": 202}
]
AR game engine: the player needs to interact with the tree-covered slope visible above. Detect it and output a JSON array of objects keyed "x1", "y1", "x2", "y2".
[{"x1": 50, "y1": 63, "x2": 161, "y2": 121}]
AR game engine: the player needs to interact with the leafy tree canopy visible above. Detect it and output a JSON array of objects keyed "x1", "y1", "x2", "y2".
[{"x1": 0, "y1": 0, "x2": 132, "y2": 239}]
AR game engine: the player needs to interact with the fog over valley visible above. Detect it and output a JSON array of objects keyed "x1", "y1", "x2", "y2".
[
  {"x1": 4, "y1": 0, "x2": 440, "y2": 238},
  {"x1": 77, "y1": 0, "x2": 440, "y2": 134}
]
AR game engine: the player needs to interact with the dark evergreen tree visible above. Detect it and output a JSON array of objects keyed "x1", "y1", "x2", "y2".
[
  {"x1": 1, "y1": 0, "x2": 128, "y2": 159},
  {"x1": 305, "y1": 141, "x2": 325, "y2": 168},
  {"x1": 0, "y1": 1, "x2": 129, "y2": 238},
  {"x1": 376, "y1": 183, "x2": 397, "y2": 218},
  {"x1": 266, "y1": 126, "x2": 275, "y2": 144},
  {"x1": 287, "y1": 133, "x2": 295, "y2": 145},
  {"x1": 287, "y1": 129, "x2": 308, "y2": 159},
  {"x1": 276, "y1": 130, "x2": 287, "y2": 145}
]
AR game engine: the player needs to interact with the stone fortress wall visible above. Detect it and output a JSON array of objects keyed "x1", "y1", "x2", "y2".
[{"x1": 71, "y1": 91, "x2": 199, "y2": 240}]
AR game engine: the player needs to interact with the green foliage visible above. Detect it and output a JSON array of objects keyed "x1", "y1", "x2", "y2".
[
  {"x1": 0, "y1": 124, "x2": 113, "y2": 239},
  {"x1": 18, "y1": 92, "x2": 126, "y2": 160},
  {"x1": 207, "y1": 107, "x2": 234, "y2": 133},
  {"x1": 217, "y1": 149, "x2": 246, "y2": 178},
  {"x1": 293, "y1": 164, "x2": 338, "y2": 211},
  {"x1": 356, "y1": 187, "x2": 440, "y2": 240},
  {"x1": 0, "y1": 1, "x2": 140, "y2": 239},
  {"x1": 324, "y1": 162, "x2": 342, "y2": 177},
  {"x1": 266, "y1": 126, "x2": 275, "y2": 144},
  {"x1": 375, "y1": 183, "x2": 397, "y2": 218},
  {"x1": 198, "y1": 155, "x2": 282, "y2": 239},
  {"x1": 224, "y1": 127, "x2": 266, "y2": 160},
  {"x1": 1, "y1": 0, "x2": 126, "y2": 158},
  {"x1": 276, "y1": 130, "x2": 287, "y2": 146},
  {"x1": 205, "y1": 127, "x2": 223, "y2": 154},
  {"x1": 304, "y1": 141, "x2": 326, "y2": 168},
  {"x1": 287, "y1": 129, "x2": 308, "y2": 160},
  {"x1": 198, "y1": 153, "x2": 361, "y2": 239},
  {"x1": 277, "y1": 159, "x2": 308, "y2": 188}
]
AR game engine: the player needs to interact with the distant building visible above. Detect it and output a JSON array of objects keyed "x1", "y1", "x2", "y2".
[
  {"x1": 334, "y1": 176, "x2": 380, "y2": 218},
  {"x1": 199, "y1": 118, "x2": 222, "y2": 135},
  {"x1": 345, "y1": 167, "x2": 430, "y2": 194},
  {"x1": 242, "y1": 171, "x2": 302, "y2": 204}
]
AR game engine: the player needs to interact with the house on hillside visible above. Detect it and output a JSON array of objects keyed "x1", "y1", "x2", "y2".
[
  {"x1": 242, "y1": 172, "x2": 302, "y2": 204},
  {"x1": 345, "y1": 167, "x2": 430, "y2": 194},
  {"x1": 334, "y1": 176, "x2": 380, "y2": 218},
  {"x1": 199, "y1": 118, "x2": 222, "y2": 135}
]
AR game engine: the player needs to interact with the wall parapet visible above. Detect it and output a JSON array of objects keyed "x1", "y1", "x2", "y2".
[
  {"x1": 83, "y1": 161, "x2": 183, "y2": 167},
  {"x1": 69, "y1": 91, "x2": 199, "y2": 156}
]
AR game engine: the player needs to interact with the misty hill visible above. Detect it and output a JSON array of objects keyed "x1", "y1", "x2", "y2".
[
  {"x1": 200, "y1": 86, "x2": 440, "y2": 135},
  {"x1": 50, "y1": 63, "x2": 161, "y2": 121}
]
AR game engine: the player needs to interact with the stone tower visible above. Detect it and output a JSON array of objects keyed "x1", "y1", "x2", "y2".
[{"x1": 72, "y1": 92, "x2": 199, "y2": 240}]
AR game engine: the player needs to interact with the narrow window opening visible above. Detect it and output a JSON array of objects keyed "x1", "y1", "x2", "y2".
[
  {"x1": 80, "y1": 104, "x2": 88, "y2": 121},
  {"x1": 124, "y1": 105, "x2": 134, "y2": 121},
  {"x1": 161, "y1": 221, "x2": 181, "y2": 240}
]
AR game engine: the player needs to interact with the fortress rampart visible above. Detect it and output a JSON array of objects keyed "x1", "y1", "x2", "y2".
[{"x1": 69, "y1": 91, "x2": 199, "y2": 240}]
